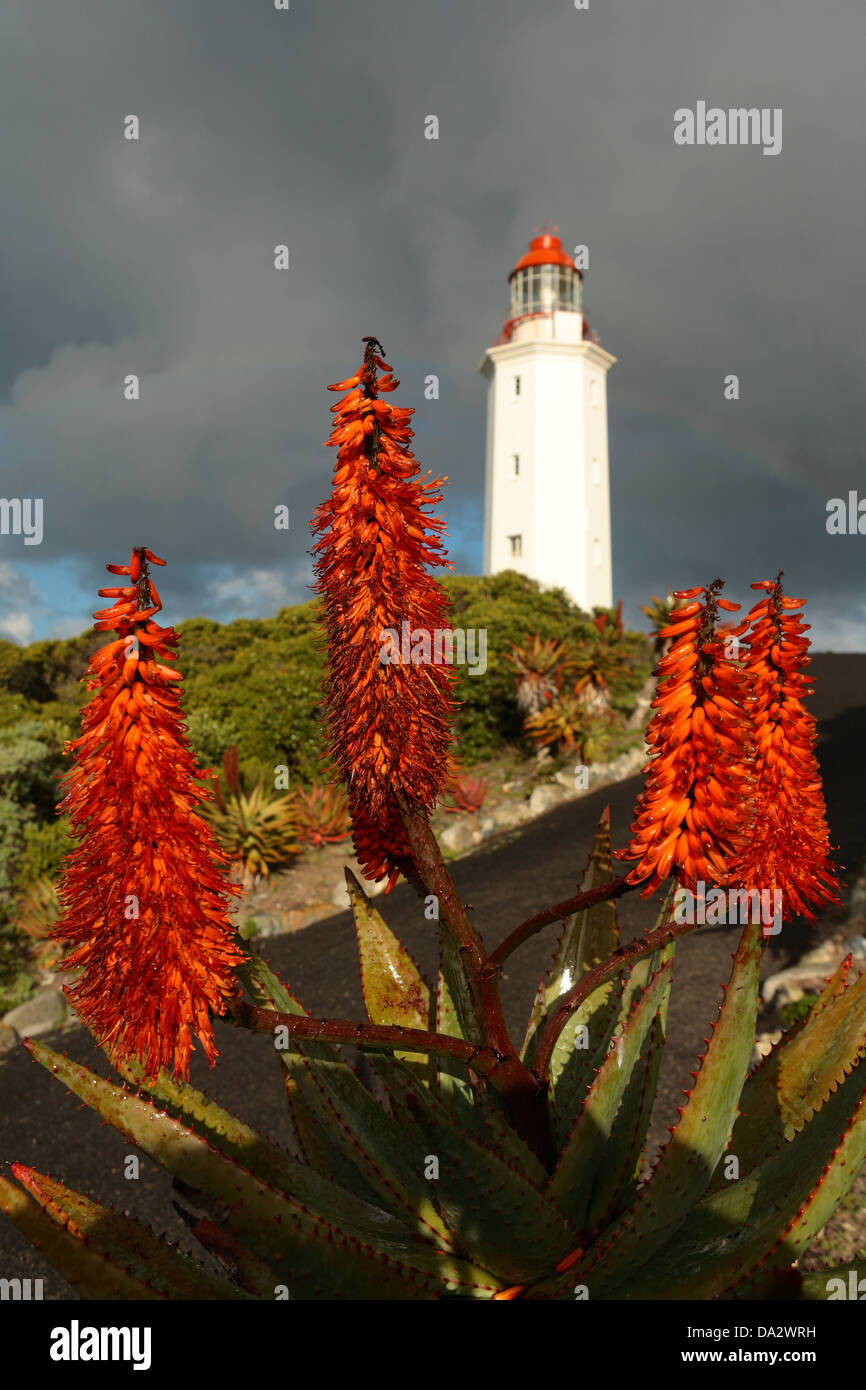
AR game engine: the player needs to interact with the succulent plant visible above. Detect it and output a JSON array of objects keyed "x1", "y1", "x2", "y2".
[
  {"x1": 13, "y1": 874, "x2": 64, "y2": 969},
  {"x1": 3, "y1": 812, "x2": 865, "y2": 1301},
  {"x1": 442, "y1": 774, "x2": 489, "y2": 815},
  {"x1": 201, "y1": 745, "x2": 300, "y2": 889},
  {"x1": 292, "y1": 780, "x2": 351, "y2": 848},
  {"x1": 507, "y1": 635, "x2": 576, "y2": 718}
]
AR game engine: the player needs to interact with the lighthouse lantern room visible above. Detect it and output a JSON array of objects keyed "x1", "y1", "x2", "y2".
[{"x1": 479, "y1": 228, "x2": 616, "y2": 613}]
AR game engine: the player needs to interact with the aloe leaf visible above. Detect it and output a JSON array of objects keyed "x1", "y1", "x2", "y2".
[
  {"x1": 278, "y1": 1046, "x2": 459, "y2": 1250},
  {"x1": 540, "y1": 918, "x2": 763, "y2": 1299},
  {"x1": 370, "y1": 1052, "x2": 577, "y2": 1283},
  {"x1": 584, "y1": 938, "x2": 675, "y2": 1228},
  {"x1": 0, "y1": 1170, "x2": 166, "y2": 1301},
  {"x1": 189, "y1": 1218, "x2": 290, "y2": 1299},
  {"x1": 237, "y1": 940, "x2": 307, "y2": 1016},
  {"x1": 810, "y1": 952, "x2": 853, "y2": 1014},
  {"x1": 522, "y1": 809, "x2": 619, "y2": 1069},
  {"x1": 548, "y1": 885, "x2": 676, "y2": 1150},
  {"x1": 709, "y1": 967, "x2": 866, "y2": 1188},
  {"x1": 347, "y1": 870, "x2": 431, "y2": 1073},
  {"x1": 280, "y1": 1058, "x2": 394, "y2": 1210},
  {"x1": 25, "y1": 1039, "x2": 498, "y2": 1298},
  {"x1": 436, "y1": 927, "x2": 483, "y2": 1113},
  {"x1": 3, "y1": 1166, "x2": 248, "y2": 1299},
  {"x1": 605, "y1": 1066, "x2": 866, "y2": 1300},
  {"x1": 110, "y1": 1056, "x2": 333, "y2": 1201},
  {"x1": 546, "y1": 957, "x2": 674, "y2": 1230}
]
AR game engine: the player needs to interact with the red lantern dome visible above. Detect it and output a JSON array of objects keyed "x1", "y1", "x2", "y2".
[{"x1": 509, "y1": 230, "x2": 577, "y2": 279}]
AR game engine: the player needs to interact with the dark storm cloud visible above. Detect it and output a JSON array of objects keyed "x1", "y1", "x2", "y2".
[{"x1": 0, "y1": 0, "x2": 864, "y2": 645}]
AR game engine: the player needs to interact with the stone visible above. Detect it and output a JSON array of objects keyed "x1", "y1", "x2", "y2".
[
  {"x1": 0, "y1": 1023, "x2": 19, "y2": 1056},
  {"x1": 843, "y1": 935, "x2": 866, "y2": 960},
  {"x1": 478, "y1": 816, "x2": 496, "y2": 835},
  {"x1": 492, "y1": 802, "x2": 528, "y2": 830},
  {"x1": 4, "y1": 989, "x2": 67, "y2": 1038},
  {"x1": 762, "y1": 941, "x2": 848, "y2": 1005},
  {"x1": 849, "y1": 879, "x2": 866, "y2": 914},
  {"x1": 750, "y1": 1030, "x2": 782, "y2": 1070},
  {"x1": 528, "y1": 784, "x2": 561, "y2": 815},
  {"x1": 247, "y1": 913, "x2": 287, "y2": 938},
  {"x1": 332, "y1": 868, "x2": 388, "y2": 909},
  {"x1": 440, "y1": 820, "x2": 478, "y2": 855}
]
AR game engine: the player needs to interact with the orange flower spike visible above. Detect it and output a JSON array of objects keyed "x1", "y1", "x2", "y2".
[
  {"x1": 617, "y1": 580, "x2": 752, "y2": 898},
  {"x1": 727, "y1": 572, "x2": 840, "y2": 923},
  {"x1": 50, "y1": 548, "x2": 243, "y2": 1081},
  {"x1": 311, "y1": 337, "x2": 458, "y2": 889}
]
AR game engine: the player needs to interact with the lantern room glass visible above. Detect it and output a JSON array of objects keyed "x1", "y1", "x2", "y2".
[{"x1": 510, "y1": 263, "x2": 581, "y2": 319}]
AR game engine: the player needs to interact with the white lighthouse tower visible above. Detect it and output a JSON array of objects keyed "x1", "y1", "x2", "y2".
[{"x1": 479, "y1": 229, "x2": 616, "y2": 613}]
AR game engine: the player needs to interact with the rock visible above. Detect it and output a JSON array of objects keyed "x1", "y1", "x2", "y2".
[
  {"x1": 0, "y1": 1023, "x2": 19, "y2": 1056},
  {"x1": 478, "y1": 816, "x2": 496, "y2": 835},
  {"x1": 528, "y1": 784, "x2": 561, "y2": 815},
  {"x1": 331, "y1": 867, "x2": 388, "y2": 909},
  {"x1": 440, "y1": 820, "x2": 478, "y2": 855},
  {"x1": 843, "y1": 935, "x2": 866, "y2": 960},
  {"x1": 535, "y1": 747, "x2": 552, "y2": 765},
  {"x1": 4, "y1": 989, "x2": 68, "y2": 1038},
  {"x1": 492, "y1": 802, "x2": 528, "y2": 830},
  {"x1": 553, "y1": 770, "x2": 577, "y2": 791},
  {"x1": 750, "y1": 1030, "x2": 782, "y2": 1069},
  {"x1": 849, "y1": 879, "x2": 866, "y2": 914},
  {"x1": 763, "y1": 940, "x2": 849, "y2": 1005},
  {"x1": 246, "y1": 913, "x2": 288, "y2": 938}
]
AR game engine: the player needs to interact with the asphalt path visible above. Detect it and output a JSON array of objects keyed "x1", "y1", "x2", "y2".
[{"x1": 2, "y1": 654, "x2": 864, "y2": 1298}]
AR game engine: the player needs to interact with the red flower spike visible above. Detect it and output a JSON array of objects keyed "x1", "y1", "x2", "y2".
[
  {"x1": 50, "y1": 548, "x2": 244, "y2": 1081},
  {"x1": 616, "y1": 580, "x2": 753, "y2": 897},
  {"x1": 726, "y1": 573, "x2": 840, "y2": 923},
  {"x1": 311, "y1": 338, "x2": 458, "y2": 888}
]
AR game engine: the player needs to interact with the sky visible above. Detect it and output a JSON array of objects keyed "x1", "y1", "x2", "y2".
[{"x1": 1, "y1": 0, "x2": 865, "y2": 649}]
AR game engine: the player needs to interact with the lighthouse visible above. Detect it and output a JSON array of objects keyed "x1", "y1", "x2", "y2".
[{"x1": 479, "y1": 229, "x2": 616, "y2": 613}]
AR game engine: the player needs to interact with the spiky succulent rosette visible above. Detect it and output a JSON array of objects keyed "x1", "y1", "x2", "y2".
[
  {"x1": 311, "y1": 337, "x2": 457, "y2": 889},
  {"x1": 726, "y1": 575, "x2": 840, "y2": 921},
  {"x1": 51, "y1": 547, "x2": 243, "y2": 1081},
  {"x1": 617, "y1": 580, "x2": 752, "y2": 896}
]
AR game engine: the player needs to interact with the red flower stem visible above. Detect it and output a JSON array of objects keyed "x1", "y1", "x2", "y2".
[
  {"x1": 226, "y1": 998, "x2": 503, "y2": 1072},
  {"x1": 396, "y1": 797, "x2": 554, "y2": 1163},
  {"x1": 490, "y1": 873, "x2": 637, "y2": 969},
  {"x1": 531, "y1": 911, "x2": 705, "y2": 1084}
]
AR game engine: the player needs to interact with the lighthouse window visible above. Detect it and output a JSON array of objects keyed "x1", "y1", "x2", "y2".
[
  {"x1": 513, "y1": 374, "x2": 521, "y2": 397},
  {"x1": 511, "y1": 454, "x2": 520, "y2": 478},
  {"x1": 507, "y1": 534, "x2": 523, "y2": 558}
]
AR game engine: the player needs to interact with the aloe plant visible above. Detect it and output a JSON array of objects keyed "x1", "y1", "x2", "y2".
[
  {"x1": 4, "y1": 811, "x2": 865, "y2": 1300},
  {"x1": 200, "y1": 745, "x2": 300, "y2": 889},
  {"x1": 292, "y1": 780, "x2": 351, "y2": 848}
]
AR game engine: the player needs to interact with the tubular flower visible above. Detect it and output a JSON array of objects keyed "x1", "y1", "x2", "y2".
[
  {"x1": 726, "y1": 575, "x2": 840, "y2": 922},
  {"x1": 616, "y1": 580, "x2": 753, "y2": 897},
  {"x1": 51, "y1": 548, "x2": 244, "y2": 1081},
  {"x1": 311, "y1": 337, "x2": 458, "y2": 889}
]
